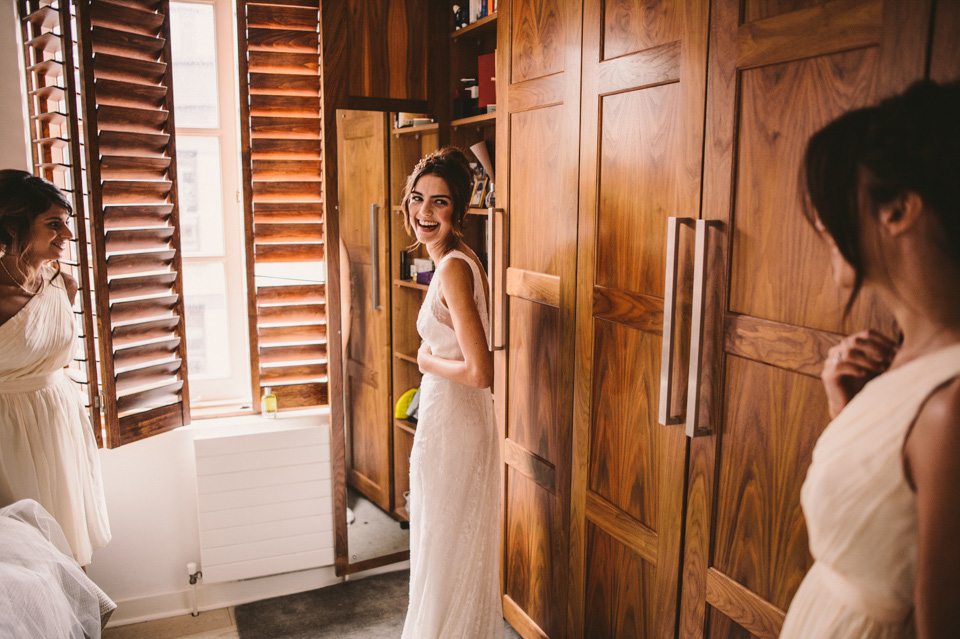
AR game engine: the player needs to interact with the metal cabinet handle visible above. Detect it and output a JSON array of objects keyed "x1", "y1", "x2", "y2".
[
  {"x1": 370, "y1": 203, "x2": 381, "y2": 311},
  {"x1": 491, "y1": 208, "x2": 507, "y2": 351},
  {"x1": 685, "y1": 219, "x2": 717, "y2": 437},
  {"x1": 658, "y1": 216, "x2": 693, "y2": 426}
]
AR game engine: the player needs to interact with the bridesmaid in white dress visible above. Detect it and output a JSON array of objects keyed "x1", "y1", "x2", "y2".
[
  {"x1": 781, "y1": 81, "x2": 960, "y2": 638},
  {"x1": 399, "y1": 148, "x2": 503, "y2": 638},
  {"x1": 0, "y1": 170, "x2": 110, "y2": 566}
]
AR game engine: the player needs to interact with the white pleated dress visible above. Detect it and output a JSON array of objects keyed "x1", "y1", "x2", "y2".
[
  {"x1": 0, "y1": 270, "x2": 111, "y2": 566},
  {"x1": 780, "y1": 342, "x2": 960, "y2": 638},
  {"x1": 401, "y1": 250, "x2": 503, "y2": 639}
]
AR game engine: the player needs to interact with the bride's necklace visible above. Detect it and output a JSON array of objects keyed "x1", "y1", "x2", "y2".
[{"x1": 0, "y1": 257, "x2": 43, "y2": 296}]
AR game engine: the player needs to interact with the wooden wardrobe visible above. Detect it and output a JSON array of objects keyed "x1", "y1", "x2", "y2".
[{"x1": 493, "y1": 1, "x2": 959, "y2": 638}]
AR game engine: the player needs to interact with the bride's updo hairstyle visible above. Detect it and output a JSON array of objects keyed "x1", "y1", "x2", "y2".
[
  {"x1": 0, "y1": 169, "x2": 72, "y2": 281},
  {"x1": 801, "y1": 80, "x2": 960, "y2": 313},
  {"x1": 401, "y1": 147, "x2": 474, "y2": 253}
]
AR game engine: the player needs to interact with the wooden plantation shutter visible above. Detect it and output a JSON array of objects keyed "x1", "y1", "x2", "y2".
[
  {"x1": 74, "y1": 0, "x2": 191, "y2": 446},
  {"x1": 17, "y1": 0, "x2": 104, "y2": 446},
  {"x1": 236, "y1": 0, "x2": 328, "y2": 410}
]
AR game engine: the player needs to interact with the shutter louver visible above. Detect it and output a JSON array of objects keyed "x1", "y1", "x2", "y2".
[
  {"x1": 237, "y1": 0, "x2": 327, "y2": 409},
  {"x1": 18, "y1": 0, "x2": 103, "y2": 446},
  {"x1": 75, "y1": 0, "x2": 190, "y2": 446}
]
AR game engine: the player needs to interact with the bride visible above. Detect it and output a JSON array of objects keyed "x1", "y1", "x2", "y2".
[{"x1": 399, "y1": 148, "x2": 503, "y2": 638}]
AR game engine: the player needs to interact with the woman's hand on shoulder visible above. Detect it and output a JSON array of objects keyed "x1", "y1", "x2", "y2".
[
  {"x1": 60, "y1": 269, "x2": 79, "y2": 305},
  {"x1": 905, "y1": 376, "x2": 960, "y2": 639},
  {"x1": 821, "y1": 329, "x2": 897, "y2": 418}
]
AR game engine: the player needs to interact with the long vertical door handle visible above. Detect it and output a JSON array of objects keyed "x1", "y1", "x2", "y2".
[
  {"x1": 685, "y1": 219, "x2": 716, "y2": 437},
  {"x1": 370, "y1": 203, "x2": 381, "y2": 311},
  {"x1": 486, "y1": 207, "x2": 495, "y2": 348},
  {"x1": 658, "y1": 216, "x2": 693, "y2": 426},
  {"x1": 492, "y1": 208, "x2": 507, "y2": 350}
]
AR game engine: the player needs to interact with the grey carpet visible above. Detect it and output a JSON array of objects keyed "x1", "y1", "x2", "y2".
[{"x1": 235, "y1": 569, "x2": 522, "y2": 639}]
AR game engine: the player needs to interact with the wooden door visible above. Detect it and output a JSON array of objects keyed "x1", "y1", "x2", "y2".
[
  {"x1": 678, "y1": 2, "x2": 931, "y2": 638},
  {"x1": 337, "y1": 109, "x2": 393, "y2": 512},
  {"x1": 570, "y1": 1, "x2": 709, "y2": 637},
  {"x1": 495, "y1": 1, "x2": 583, "y2": 637}
]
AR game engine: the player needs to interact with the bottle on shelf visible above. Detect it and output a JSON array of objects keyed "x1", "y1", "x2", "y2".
[{"x1": 261, "y1": 386, "x2": 278, "y2": 418}]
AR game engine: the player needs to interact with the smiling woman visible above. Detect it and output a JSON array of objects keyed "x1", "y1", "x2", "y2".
[
  {"x1": 397, "y1": 148, "x2": 502, "y2": 638},
  {"x1": 0, "y1": 169, "x2": 111, "y2": 567}
]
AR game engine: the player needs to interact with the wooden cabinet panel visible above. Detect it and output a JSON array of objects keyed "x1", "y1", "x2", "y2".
[
  {"x1": 588, "y1": 319, "x2": 660, "y2": 526},
  {"x1": 596, "y1": 83, "x2": 681, "y2": 297},
  {"x1": 507, "y1": 299, "x2": 562, "y2": 460},
  {"x1": 511, "y1": 0, "x2": 567, "y2": 83},
  {"x1": 504, "y1": 467, "x2": 564, "y2": 638},
  {"x1": 508, "y1": 107, "x2": 565, "y2": 277},
  {"x1": 712, "y1": 356, "x2": 825, "y2": 609},
  {"x1": 584, "y1": 522, "x2": 658, "y2": 639},
  {"x1": 728, "y1": 47, "x2": 883, "y2": 334},
  {"x1": 602, "y1": 0, "x2": 682, "y2": 60}
]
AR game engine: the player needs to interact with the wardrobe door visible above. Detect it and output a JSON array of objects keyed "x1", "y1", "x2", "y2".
[
  {"x1": 678, "y1": 2, "x2": 930, "y2": 638},
  {"x1": 337, "y1": 110, "x2": 393, "y2": 511},
  {"x1": 495, "y1": 0, "x2": 583, "y2": 637},
  {"x1": 569, "y1": 1, "x2": 709, "y2": 638}
]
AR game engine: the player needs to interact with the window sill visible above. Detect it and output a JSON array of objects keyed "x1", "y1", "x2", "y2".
[{"x1": 185, "y1": 405, "x2": 330, "y2": 438}]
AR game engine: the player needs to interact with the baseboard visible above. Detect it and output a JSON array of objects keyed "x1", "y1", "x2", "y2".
[
  {"x1": 106, "y1": 565, "x2": 342, "y2": 627},
  {"x1": 105, "y1": 560, "x2": 411, "y2": 627}
]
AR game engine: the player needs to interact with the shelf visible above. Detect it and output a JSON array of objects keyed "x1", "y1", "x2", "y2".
[
  {"x1": 467, "y1": 206, "x2": 492, "y2": 216},
  {"x1": 395, "y1": 278, "x2": 428, "y2": 291},
  {"x1": 452, "y1": 13, "x2": 497, "y2": 40},
  {"x1": 395, "y1": 351, "x2": 418, "y2": 365},
  {"x1": 395, "y1": 418, "x2": 417, "y2": 436},
  {"x1": 451, "y1": 111, "x2": 496, "y2": 128},
  {"x1": 393, "y1": 122, "x2": 439, "y2": 136}
]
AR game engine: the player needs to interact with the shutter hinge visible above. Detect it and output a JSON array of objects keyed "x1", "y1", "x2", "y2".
[{"x1": 93, "y1": 392, "x2": 104, "y2": 409}]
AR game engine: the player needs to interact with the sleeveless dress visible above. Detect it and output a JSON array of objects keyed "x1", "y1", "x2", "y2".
[
  {"x1": 401, "y1": 250, "x2": 503, "y2": 639},
  {"x1": 0, "y1": 269, "x2": 111, "y2": 566},
  {"x1": 780, "y1": 342, "x2": 960, "y2": 638}
]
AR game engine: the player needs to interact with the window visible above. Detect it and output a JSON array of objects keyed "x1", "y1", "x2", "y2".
[
  {"x1": 170, "y1": 0, "x2": 251, "y2": 410},
  {"x1": 16, "y1": 0, "x2": 328, "y2": 446}
]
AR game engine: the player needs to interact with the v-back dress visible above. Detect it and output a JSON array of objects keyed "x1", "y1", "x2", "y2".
[
  {"x1": 0, "y1": 269, "x2": 111, "y2": 566},
  {"x1": 401, "y1": 250, "x2": 503, "y2": 639},
  {"x1": 780, "y1": 342, "x2": 960, "y2": 638}
]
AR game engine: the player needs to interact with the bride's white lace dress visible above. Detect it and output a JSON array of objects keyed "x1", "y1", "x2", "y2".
[{"x1": 401, "y1": 250, "x2": 503, "y2": 639}]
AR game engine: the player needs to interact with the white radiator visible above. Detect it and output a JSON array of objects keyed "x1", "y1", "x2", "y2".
[{"x1": 193, "y1": 423, "x2": 334, "y2": 583}]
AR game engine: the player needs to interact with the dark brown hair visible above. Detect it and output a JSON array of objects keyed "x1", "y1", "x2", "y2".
[
  {"x1": 401, "y1": 147, "x2": 473, "y2": 254},
  {"x1": 0, "y1": 169, "x2": 72, "y2": 282},
  {"x1": 802, "y1": 80, "x2": 960, "y2": 311}
]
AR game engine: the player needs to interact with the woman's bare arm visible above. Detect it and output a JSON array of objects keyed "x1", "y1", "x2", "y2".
[
  {"x1": 417, "y1": 258, "x2": 493, "y2": 388},
  {"x1": 904, "y1": 376, "x2": 960, "y2": 639}
]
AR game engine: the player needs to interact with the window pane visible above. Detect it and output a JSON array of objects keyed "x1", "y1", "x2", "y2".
[
  {"x1": 170, "y1": 2, "x2": 218, "y2": 128},
  {"x1": 176, "y1": 136, "x2": 225, "y2": 256},
  {"x1": 254, "y1": 262, "x2": 327, "y2": 287},
  {"x1": 183, "y1": 263, "x2": 231, "y2": 380}
]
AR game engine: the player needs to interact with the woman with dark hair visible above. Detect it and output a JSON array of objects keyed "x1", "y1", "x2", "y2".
[
  {"x1": 781, "y1": 81, "x2": 960, "y2": 638},
  {"x1": 0, "y1": 169, "x2": 110, "y2": 567},
  {"x1": 399, "y1": 148, "x2": 502, "y2": 638}
]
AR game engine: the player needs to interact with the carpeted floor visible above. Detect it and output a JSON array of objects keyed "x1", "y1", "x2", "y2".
[{"x1": 235, "y1": 569, "x2": 521, "y2": 639}]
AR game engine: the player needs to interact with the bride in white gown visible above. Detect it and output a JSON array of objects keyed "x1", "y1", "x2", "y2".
[{"x1": 399, "y1": 148, "x2": 503, "y2": 639}]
